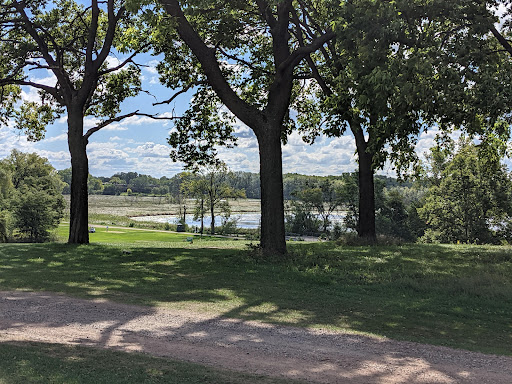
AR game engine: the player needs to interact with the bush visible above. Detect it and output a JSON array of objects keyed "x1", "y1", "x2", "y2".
[
  {"x1": 336, "y1": 232, "x2": 403, "y2": 246},
  {"x1": 11, "y1": 189, "x2": 64, "y2": 242},
  {"x1": 1, "y1": 150, "x2": 65, "y2": 242},
  {"x1": 285, "y1": 203, "x2": 321, "y2": 236},
  {"x1": 218, "y1": 217, "x2": 239, "y2": 235},
  {"x1": 0, "y1": 210, "x2": 12, "y2": 243}
]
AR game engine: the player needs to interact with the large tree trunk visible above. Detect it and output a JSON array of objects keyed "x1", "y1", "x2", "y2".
[
  {"x1": 257, "y1": 128, "x2": 287, "y2": 257},
  {"x1": 357, "y1": 145, "x2": 376, "y2": 242},
  {"x1": 67, "y1": 109, "x2": 89, "y2": 244}
]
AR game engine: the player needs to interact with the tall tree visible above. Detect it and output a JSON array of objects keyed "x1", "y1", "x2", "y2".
[
  {"x1": 155, "y1": 0, "x2": 334, "y2": 257},
  {"x1": 0, "y1": 0, "x2": 168, "y2": 243},
  {"x1": 296, "y1": 0, "x2": 512, "y2": 241}
]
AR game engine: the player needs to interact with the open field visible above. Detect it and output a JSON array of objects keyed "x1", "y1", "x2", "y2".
[
  {"x1": 0, "y1": 230, "x2": 511, "y2": 356},
  {"x1": 66, "y1": 195, "x2": 262, "y2": 221},
  {"x1": 55, "y1": 224, "x2": 228, "y2": 244}
]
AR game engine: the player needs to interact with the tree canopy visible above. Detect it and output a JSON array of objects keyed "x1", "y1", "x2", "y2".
[
  {"x1": 0, "y1": 0, "x2": 169, "y2": 243},
  {"x1": 151, "y1": 0, "x2": 335, "y2": 257},
  {"x1": 295, "y1": 0, "x2": 512, "y2": 241}
]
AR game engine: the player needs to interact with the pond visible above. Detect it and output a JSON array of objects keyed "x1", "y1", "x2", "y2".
[{"x1": 131, "y1": 213, "x2": 346, "y2": 229}]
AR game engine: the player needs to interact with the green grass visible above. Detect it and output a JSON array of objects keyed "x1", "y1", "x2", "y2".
[
  {"x1": 56, "y1": 224, "x2": 197, "y2": 243},
  {"x1": 0, "y1": 342, "x2": 301, "y2": 384},
  {"x1": 0, "y1": 233, "x2": 511, "y2": 356}
]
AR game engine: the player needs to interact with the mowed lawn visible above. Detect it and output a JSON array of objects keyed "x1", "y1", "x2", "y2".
[{"x1": 0, "y1": 226, "x2": 511, "y2": 356}]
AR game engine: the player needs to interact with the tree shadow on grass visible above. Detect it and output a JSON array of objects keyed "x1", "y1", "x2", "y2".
[
  {"x1": 0, "y1": 292, "x2": 511, "y2": 384},
  {"x1": 0, "y1": 242, "x2": 511, "y2": 356}
]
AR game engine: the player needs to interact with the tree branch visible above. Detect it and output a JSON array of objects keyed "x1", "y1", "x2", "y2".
[
  {"x1": 84, "y1": 111, "x2": 180, "y2": 140},
  {"x1": 290, "y1": 7, "x2": 332, "y2": 96},
  {"x1": 153, "y1": 81, "x2": 205, "y2": 106},
  {"x1": 490, "y1": 24, "x2": 512, "y2": 57},
  {"x1": 280, "y1": 29, "x2": 335, "y2": 72},
  {"x1": 94, "y1": 0, "x2": 125, "y2": 70},
  {"x1": 216, "y1": 46, "x2": 272, "y2": 76},
  {"x1": 86, "y1": 0, "x2": 100, "y2": 66},
  {"x1": 158, "y1": 0, "x2": 264, "y2": 132},
  {"x1": 0, "y1": 78, "x2": 63, "y2": 104},
  {"x1": 98, "y1": 45, "x2": 150, "y2": 75}
]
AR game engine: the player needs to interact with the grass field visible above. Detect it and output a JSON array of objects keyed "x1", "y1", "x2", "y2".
[
  {"x1": 0, "y1": 227, "x2": 511, "y2": 356},
  {"x1": 0, "y1": 342, "x2": 302, "y2": 384}
]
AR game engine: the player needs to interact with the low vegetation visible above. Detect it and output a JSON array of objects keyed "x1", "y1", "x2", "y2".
[{"x1": 0, "y1": 228, "x2": 510, "y2": 356}]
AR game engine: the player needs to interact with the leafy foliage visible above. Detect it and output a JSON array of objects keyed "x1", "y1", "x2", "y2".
[
  {"x1": 419, "y1": 137, "x2": 512, "y2": 244},
  {"x1": 181, "y1": 162, "x2": 245, "y2": 234},
  {"x1": 0, "y1": 150, "x2": 65, "y2": 242}
]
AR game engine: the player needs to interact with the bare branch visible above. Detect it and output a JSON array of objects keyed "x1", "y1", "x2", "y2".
[
  {"x1": 84, "y1": 111, "x2": 180, "y2": 140},
  {"x1": 0, "y1": 79, "x2": 61, "y2": 102},
  {"x1": 98, "y1": 45, "x2": 150, "y2": 75},
  {"x1": 216, "y1": 46, "x2": 272, "y2": 76},
  {"x1": 153, "y1": 81, "x2": 205, "y2": 106}
]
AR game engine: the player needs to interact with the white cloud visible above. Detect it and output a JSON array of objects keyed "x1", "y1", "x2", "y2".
[
  {"x1": 132, "y1": 142, "x2": 170, "y2": 158},
  {"x1": 47, "y1": 133, "x2": 67, "y2": 143},
  {"x1": 144, "y1": 60, "x2": 159, "y2": 75}
]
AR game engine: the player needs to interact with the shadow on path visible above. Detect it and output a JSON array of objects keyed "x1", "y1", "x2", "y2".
[{"x1": 1, "y1": 291, "x2": 511, "y2": 384}]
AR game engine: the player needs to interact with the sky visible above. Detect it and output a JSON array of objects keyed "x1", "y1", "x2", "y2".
[{"x1": 1, "y1": 53, "x2": 442, "y2": 180}]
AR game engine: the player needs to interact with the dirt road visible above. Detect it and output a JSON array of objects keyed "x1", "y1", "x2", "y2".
[{"x1": 0, "y1": 291, "x2": 510, "y2": 383}]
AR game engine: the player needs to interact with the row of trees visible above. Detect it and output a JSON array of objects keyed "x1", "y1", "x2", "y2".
[
  {"x1": 57, "y1": 166, "x2": 400, "y2": 200},
  {"x1": 0, "y1": 150, "x2": 65, "y2": 242},
  {"x1": 2, "y1": 0, "x2": 512, "y2": 256}
]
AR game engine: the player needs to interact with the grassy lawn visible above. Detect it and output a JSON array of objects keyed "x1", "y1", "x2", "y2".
[
  {"x1": 0, "y1": 342, "x2": 301, "y2": 384},
  {"x1": 55, "y1": 224, "x2": 217, "y2": 243},
  {"x1": 0, "y1": 229, "x2": 511, "y2": 356}
]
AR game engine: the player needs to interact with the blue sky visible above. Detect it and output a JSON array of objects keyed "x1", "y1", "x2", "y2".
[{"x1": 1, "y1": 53, "x2": 440, "y2": 179}]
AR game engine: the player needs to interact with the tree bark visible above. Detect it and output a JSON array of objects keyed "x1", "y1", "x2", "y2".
[
  {"x1": 210, "y1": 202, "x2": 215, "y2": 235},
  {"x1": 200, "y1": 198, "x2": 204, "y2": 235},
  {"x1": 67, "y1": 108, "x2": 89, "y2": 244},
  {"x1": 257, "y1": 127, "x2": 287, "y2": 257},
  {"x1": 352, "y1": 122, "x2": 376, "y2": 242},
  {"x1": 356, "y1": 143, "x2": 376, "y2": 242}
]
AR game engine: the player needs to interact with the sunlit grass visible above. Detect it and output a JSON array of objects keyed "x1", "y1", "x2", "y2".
[{"x1": 0, "y1": 234, "x2": 511, "y2": 355}]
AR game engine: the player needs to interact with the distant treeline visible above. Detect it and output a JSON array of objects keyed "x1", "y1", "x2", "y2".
[{"x1": 57, "y1": 168, "x2": 407, "y2": 200}]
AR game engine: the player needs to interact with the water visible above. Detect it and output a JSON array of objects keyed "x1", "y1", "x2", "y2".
[{"x1": 131, "y1": 213, "x2": 345, "y2": 229}]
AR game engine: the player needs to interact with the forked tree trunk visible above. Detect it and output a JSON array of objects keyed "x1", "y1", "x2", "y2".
[
  {"x1": 67, "y1": 109, "x2": 89, "y2": 244},
  {"x1": 357, "y1": 146, "x2": 376, "y2": 242},
  {"x1": 257, "y1": 128, "x2": 287, "y2": 257}
]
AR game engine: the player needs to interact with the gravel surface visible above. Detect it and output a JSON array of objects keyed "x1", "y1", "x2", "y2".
[{"x1": 0, "y1": 291, "x2": 511, "y2": 383}]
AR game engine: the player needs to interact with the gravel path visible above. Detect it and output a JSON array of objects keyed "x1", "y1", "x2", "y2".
[{"x1": 0, "y1": 291, "x2": 511, "y2": 383}]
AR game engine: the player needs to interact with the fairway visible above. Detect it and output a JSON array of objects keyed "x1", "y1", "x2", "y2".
[{"x1": 56, "y1": 223, "x2": 223, "y2": 244}]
